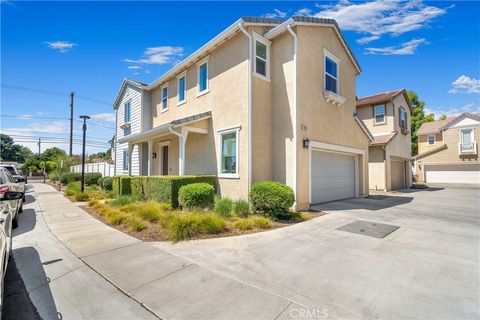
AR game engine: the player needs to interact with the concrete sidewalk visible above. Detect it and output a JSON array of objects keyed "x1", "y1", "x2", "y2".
[{"x1": 30, "y1": 182, "x2": 303, "y2": 320}]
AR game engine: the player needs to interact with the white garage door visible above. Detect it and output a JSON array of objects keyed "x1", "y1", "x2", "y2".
[
  {"x1": 311, "y1": 150, "x2": 356, "y2": 203},
  {"x1": 425, "y1": 164, "x2": 480, "y2": 184}
]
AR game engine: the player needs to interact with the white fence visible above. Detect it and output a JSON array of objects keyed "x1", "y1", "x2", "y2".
[{"x1": 71, "y1": 162, "x2": 114, "y2": 177}]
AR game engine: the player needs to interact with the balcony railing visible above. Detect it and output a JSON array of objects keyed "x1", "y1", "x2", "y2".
[{"x1": 458, "y1": 142, "x2": 477, "y2": 155}]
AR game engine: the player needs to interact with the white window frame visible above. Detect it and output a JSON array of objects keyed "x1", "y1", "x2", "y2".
[
  {"x1": 459, "y1": 128, "x2": 474, "y2": 144},
  {"x1": 196, "y1": 56, "x2": 209, "y2": 97},
  {"x1": 161, "y1": 84, "x2": 169, "y2": 112},
  {"x1": 400, "y1": 107, "x2": 407, "y2": 130},
  {"x1": 427, "y1": 134, "x2": 436, "y2": 146},
  {"x1": 217, "y1": 125, "x2": 241, "y2": 179},
  {"x1": 253, "y1": 32, "x2": 271, "y2": 81},
  {"x1": 124, "y1": 101, "x2": 131, "y2": 123},
  {"x1": 374, "y1": 104, "x2": 386, "y2": 125},
  {"x1": 323, "y1": 49, "x2": 340, "y2": 95},
  {"x1": 122, "y1": 149, "x2": 129, "y2": 171},
  {"x1": 177, "y1": 71, "x2": 187, "y2": 106}
]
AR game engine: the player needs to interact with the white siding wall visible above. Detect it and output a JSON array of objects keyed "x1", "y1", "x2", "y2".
[{"x1": 115, "y1": 84, "x2": 143, "y2": 176}]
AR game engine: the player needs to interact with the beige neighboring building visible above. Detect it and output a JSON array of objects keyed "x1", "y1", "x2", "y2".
[
  {"x1": 113, "y1": 16, "x2": 372, "y2": 210},
  {"x1": 414, "y1": 113, "x2": 480, "y2": 185},
  {"x1": 356, "y1": 90, "x2": 413, "y2": 191}
]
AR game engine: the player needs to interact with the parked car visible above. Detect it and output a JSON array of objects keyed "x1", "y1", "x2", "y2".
[
  {"x1": 0, "y1": 189, "x2": 22, "y2": 318},
  {"x1": 0, "y1": 165, "x2": 26, "y2": 202},
  {"x1": 17, "y1": 170, "x2": 28, "y2": 184},
  {"x1": 0, "y1": 168, "x2": 23, "y2": 228}
]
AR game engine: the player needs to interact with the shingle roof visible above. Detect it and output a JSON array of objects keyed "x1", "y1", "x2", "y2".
[
  {"x1": 357, "y1": 90, "x2": 402, "y2": 106},
  {"x1": 371, "y1": 132, "x2": 398, "y2": 146},
  {"x1": 413, "y1": 144, "x2": 448, "y2": 160},
  {"x1": 241, "y1": 17, "x2": 286, "y2": 24},
  {"x1": 416, "y1": 117, "x2": 456, "y2": 135}
]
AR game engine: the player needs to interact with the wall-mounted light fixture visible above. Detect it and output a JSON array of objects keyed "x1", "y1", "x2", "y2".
[
  {"x1": 303, "y1": 138, "x2": 310, "y2": 149},
  {"x1": 152, "y1": 152, "x2": 157, "y2": 159}
]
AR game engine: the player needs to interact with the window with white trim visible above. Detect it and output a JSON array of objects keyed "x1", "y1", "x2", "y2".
[
  {"x1": 374, "y1": 105, "x2": 385, "y2": 124},
  {"x1": 123, "y1": 149, "x2": 129, "y2": 171},
  {"x1": 218, "y1": 128, "x2": 239, "y2": 177},
  {"x1": 124, "y1": 101, "x2": 131, "y2": 123},
  {"x1": 161, "y1": 85, "x2": 168, "y2": 111},
  {"x1": 427, "y1": 135, "x2": 435, "y2": 146},
  {"x1": 399, "y1": 107, "x2": 407, "y2": 130},
  {"x1": 324, "y1": 50, "x2": 339, "y2": 94},
  {"x1": 197, "y1": 59, "x2": 208, "y2": 94},
  {"x1": 177, "y1": 74, "x2": 186, "y2": 104},
  {"x1": 460, "y1": 129, "x2": 473, "y2": 144},
  {"x1": 254, "y1": 39, "x2": 269, "y2": 79}
]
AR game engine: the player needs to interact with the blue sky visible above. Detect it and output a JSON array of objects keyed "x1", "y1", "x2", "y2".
[{"x1": 1, "y1": 1, "x2": 479, "y2": 154}]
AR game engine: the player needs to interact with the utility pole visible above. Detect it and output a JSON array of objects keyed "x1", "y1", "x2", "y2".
[
  {"x1": 69, "y1": 92, "x2": 75, "y2": 156},
  {"x1": 37, "y1": 138, "x2": 41, "y2": 155},
  {"x1": 79, "y1": 115, "x2": 90, "y2": 192}
]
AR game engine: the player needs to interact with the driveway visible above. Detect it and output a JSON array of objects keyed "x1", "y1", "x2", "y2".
[{"x1": 154, "y1": 187, "x2": 480, "y2": 319}]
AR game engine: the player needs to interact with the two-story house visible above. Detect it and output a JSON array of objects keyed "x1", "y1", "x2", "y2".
[
  {"x1": 113, "y1": 16, "x2": 373, "y2": 210},
  {"x1": 356, "y1": 89, "x2": 412, "y2": 191},
  {"x1": 413, "y1": 113, "x2": 480, "y2": 185}
]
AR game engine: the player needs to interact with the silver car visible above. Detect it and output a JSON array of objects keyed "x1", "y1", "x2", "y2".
[
  {"x1": 0, "y1": 165, "x2": 26, "y2": 203},
  {"x1": 0, "y1": 168, "x2": 23, "y2": 228}
]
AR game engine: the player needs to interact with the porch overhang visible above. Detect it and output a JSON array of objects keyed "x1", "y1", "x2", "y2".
[{"x1": 118, "y1": 111, "x2": 211, "y2": 144}]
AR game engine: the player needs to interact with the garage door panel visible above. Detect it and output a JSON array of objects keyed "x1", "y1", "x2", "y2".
[
  {"x1": 425, "y1": 165, "x2": 480, "y2": 184},
  {"x1": 311, "y1": 150, "x2": 356, "y2": 204}
]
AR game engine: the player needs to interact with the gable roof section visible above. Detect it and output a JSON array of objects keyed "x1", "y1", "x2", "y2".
[
  {"x1": 416, "y1": 112, "x2": 480, "y2": 135},
  {"x1": 371, "y1": 132, "x2": 398, "y2": 146},
  {"x1": 356, "y1": 89, "x2": 412, "y2": 112},
  {"x1": 413, "y1": 144, "x2": 448, "y2": 160},
  {"x1": 112, "y1": 78, "x2": 147, "y2": 110},
  {"x1": 353, "y1": 113, "x2": 374, "y2": 142},
  {"x1": 264, "y1": 16, "x2": 362, "y2": 75}
]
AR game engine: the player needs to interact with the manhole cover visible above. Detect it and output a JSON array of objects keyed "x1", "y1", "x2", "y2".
[{"x1": 337, "y1": 220, "x2": 399, "y2": 238}]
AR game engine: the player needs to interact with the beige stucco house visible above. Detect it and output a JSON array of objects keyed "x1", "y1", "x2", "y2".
[
  {"x1": 414, "y1": 113, "x2": 480, "y2": 185},
  {"x1": 356, "y1": 90, "x2": 413, "y2": 191},
  {"x1": 113, "y1": 16, "x2": 372, "y2": 210}
]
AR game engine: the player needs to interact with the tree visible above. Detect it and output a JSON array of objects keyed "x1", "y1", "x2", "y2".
[
  {"x1": 438, "y1": 114, "x2": 447, "y2": 120},
  {"x1": 408, "y1": 91, "x2": 434, "y2": 156},
  {"x1": 42, "y1": 147, "x2": 66, "y2": 161},
  {"x1": 88, "y1": 149, "x2": 111, "y2": 162},
  {"x1": 0, "y1": 134, "x2": 34, "y2": 162}
]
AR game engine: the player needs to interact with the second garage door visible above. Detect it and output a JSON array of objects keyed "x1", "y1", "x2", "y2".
[
  {"x1": 311, "y1": 150, "x2": 356, "y2": 203},
  {"x1": 425, "y1": 164, "x2": 480, "y2": 184}
]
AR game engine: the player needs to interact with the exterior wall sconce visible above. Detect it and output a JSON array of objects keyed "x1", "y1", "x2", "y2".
[
  {"x1": 303, "y1": 138, "x2": 310, "y2": 149},
  {"x1": 152, "y1": 152, "x2": 157, "y2": 159}
]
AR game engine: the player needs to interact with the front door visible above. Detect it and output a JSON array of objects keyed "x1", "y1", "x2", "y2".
[{"x1": 161, "y1": 145, "x2": 169, "y2": 175}]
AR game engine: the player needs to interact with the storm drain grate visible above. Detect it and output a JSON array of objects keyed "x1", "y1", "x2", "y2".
[{"x1": 337, "y1": 220, "x2": 399, "y2": 238}]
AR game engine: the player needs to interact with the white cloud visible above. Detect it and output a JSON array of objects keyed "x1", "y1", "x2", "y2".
[
  {"x1": 90, "y1": 113, "x2": 115, "y2": 123},
  {"x1": 294, "y1": 8, "x2": 312, "y2": 16},
  {"x1": 263, "y1": 8, "x2": 287, "y2": 19},
  {"x1": 44, "y1": 41, "x2": 77, "y2": 53},
  {"x1": 125, "y1": 46, "x2": 184, "y2": 65},
  {"x1": 298, "y1": 0, "x2": 448, "y2": 44},
  {"x1": 365, "y1": 38, "x2": 427, "y2": 55},
  {"x1": 448, "y1": 75, "x2": 480, "y2": 94},
  {"x1": 128, "y1": 65, "x2": 141, "y2": 69},
  {"x1": 424, "y1": 103, "x2": 480, "y2": 117}
]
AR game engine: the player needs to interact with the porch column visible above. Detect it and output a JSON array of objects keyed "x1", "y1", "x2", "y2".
[
  {"x1": 147, "y1": 139, "x2": 153, "y2": 176},
  {"x1": 128, "y1": 143, "x2": 134, "y2": 176}
]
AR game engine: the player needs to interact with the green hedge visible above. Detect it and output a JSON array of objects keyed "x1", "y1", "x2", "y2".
[
  {"x1": 103, "y1": 177, "x2": 113, "y2": 191},
  {"x1": 85, "y1": 172, "x2": 102, "y2": 185},
  {"x1": 249, "y1": 181, "x2": 295, "y2": 219},
  {"x1": 178, "y1": 183, "x2": 215, "y2": 210},
  {"x1": 112, "y1": 175, "x2": 216, "y2": 208},
  {"x1": 60, "y1": 172, "x2": 82, "y2": 184}
]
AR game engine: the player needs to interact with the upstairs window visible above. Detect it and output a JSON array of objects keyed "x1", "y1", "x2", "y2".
[
  {"x1": 461, "y1": 129, "x2": 473, "y2": 144},
  {"x1": 197, "y1": 58, "x2": 209, "y2": 95},
  {"x1": 161, "y1": 85, "x2": 168, "y2": 111},
  {"x1": 400, "y1": 107, "x2": 407, "y2": 130},
  {"x1": 255, "y1": 39, "x2": 269, "y2": 79},
  {"x1": 178, "y1": 74, "x2": 186, "y2": 104},
  {"x1": 124, "y1": 101, "x2": 131, "y2": 123},
  {"x1": 324, "y1": 50, "x2": 340, "y2": 95},
  {"x1": 427, "y1": 135, "x2": 435, "y2": 146},
  {"x1": 374, "y1": 105, "x2": 385, "y2": 124}
]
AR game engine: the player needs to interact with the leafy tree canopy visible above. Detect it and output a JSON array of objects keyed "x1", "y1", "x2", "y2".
[
  {"x1": 0, "y1": 134, "x2": 33, "y2": 163},
  {"x1": 408, "y1": 91, "x2": 434, "y2": 155}
]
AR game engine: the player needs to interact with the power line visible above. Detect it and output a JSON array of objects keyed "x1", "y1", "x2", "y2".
[
  {"x1": 0, "y1": 114, "x2": 114, "y2": 129},
  {"x1": 1, "y1": 130, "x2": 109, "y2": 142}
]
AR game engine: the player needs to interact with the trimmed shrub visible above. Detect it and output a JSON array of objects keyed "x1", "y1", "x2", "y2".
[
  {"x1": 249, "y1": 181, "x2": 295, "y2": 219},
  {"x1": 60, "y1": 172, "x2": 82, "y2": 184},
  {"x1": 178, "y1": 183, "x2": 215, "y2": 210},
  {"x1": 112, "y1": 175, "x2": 216, "y2": 208},
  {"x1": 97, "y1": 177, "x2": 105, "y2": 188},
  {"x1": 103, "y1": 177, "x2": 113, "y2": 191},
  {"x1": 85, "y1": 172, "x2": 102, "y2": 185},
  {"x1": 74, "y1": 192, "x2": 90, "y2": 202},
  {"x1": 233, "y1": 200, "x2": 250, "y2": 217},
  {"x1": 214, "y1": 197, "x2": 233, "y2": 217},
  {"x1": 168, "y1": 213, "x2": 227, "y2": 242}
]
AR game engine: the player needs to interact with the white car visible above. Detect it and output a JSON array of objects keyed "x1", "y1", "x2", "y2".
[{"x1": 0, "y1": 168, "x2": 23, "y2": 228}]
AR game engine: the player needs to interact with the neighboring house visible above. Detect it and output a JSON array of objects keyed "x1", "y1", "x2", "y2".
[
  {"x1": 413, "y1": 113, "x2": 480, "y2": 185},
  {"x1": 356, "y1": 89, "x2": 412, "y2": 191},
  {"x1": 113, "y1": 16, "x2": 372, "y2": 210}
]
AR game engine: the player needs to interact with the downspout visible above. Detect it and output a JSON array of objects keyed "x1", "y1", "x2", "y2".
[
  {"x1": 239, "y1": 21, "x2": 253, "y2": 192},
  {"x1": 287, "y1": 24, "x2": 298, "y2": 208}
]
